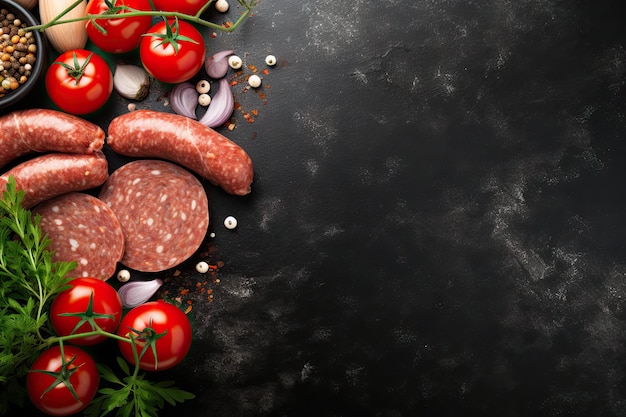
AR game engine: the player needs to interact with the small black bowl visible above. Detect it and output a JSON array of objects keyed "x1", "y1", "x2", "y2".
[{"x1": 0, "y1": 0, "x2": 46, "y2": 110}]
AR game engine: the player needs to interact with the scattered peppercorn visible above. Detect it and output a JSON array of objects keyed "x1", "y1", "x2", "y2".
[
  {"x1": 265, "y1": 54, "x2": 277, "y2": 66},
  {"x1": 224, "y1": 215, "x2": 238, "y2": 229},
  {"x1": 0, "y1": 8, "x2": 37, "y2": 98}
]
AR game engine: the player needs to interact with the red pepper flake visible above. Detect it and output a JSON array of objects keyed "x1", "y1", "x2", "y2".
[
  {"x1": 251, "y1": 109, "x2": 258, "y2": 116},
  {"x1": 248, "y1": 64, "x2": 257, "y2": 72},
  {"x1": 243, "y1": 112, "x2": 254, "y2": 123},
  {"x1": 223, "y1": 21, "x2": 232, "y2": 28},
  {"x1": 180, "y1": 288, "x2": 189, "y2": 295},
  {"x1": 210, "y1": 32, "x2": 217, "y2": 38},
  {"x1": 263, "y1": 69, "x2": 269, "y2": 75}
]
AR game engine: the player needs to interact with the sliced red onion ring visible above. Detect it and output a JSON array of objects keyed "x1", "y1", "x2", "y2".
[
  {"x1": 205, "y1": 50, "x2": 234, "y2": 79},
  {"x1": 170, "y1": 82, "x2": 198, "y2": 119},
  {"x1": 118, "y1": 278, "x2": 163, "y2": 308},
  {"x1": 198, "y1": 77, "x2": 234, "y2": 128}
]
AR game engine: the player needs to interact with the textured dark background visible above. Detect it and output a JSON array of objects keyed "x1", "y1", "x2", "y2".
[{"x1": 8, "y1": 0, "x2": 626, "y2": 415}]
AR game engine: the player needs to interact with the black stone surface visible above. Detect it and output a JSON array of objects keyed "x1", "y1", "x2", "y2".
[{"x1": 6, "y1": 0, "x2": 626, "y2": 416}]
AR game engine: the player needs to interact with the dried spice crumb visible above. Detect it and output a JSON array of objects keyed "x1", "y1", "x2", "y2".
[
  {"x1": 157, "y1": 251, "x2": 225, "y2": 307},
  {"x1": 225, "y1": 59, "x2": 275, "y2": 128}
]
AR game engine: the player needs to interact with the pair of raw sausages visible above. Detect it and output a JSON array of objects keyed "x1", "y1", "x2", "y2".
[
  {"x1": 0, "y1": 108, "x2": 254, "y2": 207},
  {"x1": 0, "y1": 108, "x2": 254, "y2": 279}
]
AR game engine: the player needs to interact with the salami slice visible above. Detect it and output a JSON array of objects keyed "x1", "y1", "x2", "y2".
[
  {"x1": 34, "y1": 193, "x2": 125, "y2": 280},
  {"x1": 98, "y1": 160, "x2": 209, "y2": 272}
]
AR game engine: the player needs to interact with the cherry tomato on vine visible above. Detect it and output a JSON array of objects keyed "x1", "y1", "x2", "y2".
[
  {"x1": 139, "y1": 18, "x2": 206, "y2": 84},
  {"x1": 85, "y1": 0, "x2": 153, "y2": 53},
  {"x1": 117, "y1": 300, "x2": 192, "y2": 371},
  {"x1": 45, "y1": 49, "x2": 113, "y2": 115},
  {"x1": 151, "y1": 0, "x2": 209, "y2": 16},
  {"x1": 50, "y1": 277, "x2": 123, "y2": 346},
  {"x1": 26, "y1": 345, "x2": 99, "y2": 416}
]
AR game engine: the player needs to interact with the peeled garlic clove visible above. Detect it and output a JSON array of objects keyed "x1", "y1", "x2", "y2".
[
  {"x1": 118, "y1": 278, "x2": 163, "y2": 308},
  {"x1": 113, "y1": 64, "x2": 151, "y2": 101}
]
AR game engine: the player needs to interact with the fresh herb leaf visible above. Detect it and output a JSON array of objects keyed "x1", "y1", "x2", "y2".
[
  {"x1": 85, "y1": 358, "x2": 194, "y2": 417},
  {"x1": 0, "y1": 176, "x2": 75, "y2": 413}
]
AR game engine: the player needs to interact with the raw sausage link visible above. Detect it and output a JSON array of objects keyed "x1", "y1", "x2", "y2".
[
  {"x1": 0, "y1": 108, "x2": 105, "y2": 169},
  {"x1": 34, "y1": 192, "x2": 125, "y2": 280},
  {"x1": 98, "y1": 159, "x2": 210, "y2": 272},
  {"x1": 0, "y1": 152, "x2": 109, "y2": 209},
  {"x1": 107, "y1": 110, "x2": 254, "y2": 196}
]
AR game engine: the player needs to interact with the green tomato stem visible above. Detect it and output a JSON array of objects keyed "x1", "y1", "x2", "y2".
[
  {"x1": 24, "y1": 2, "x2": 255, "y2": 34},
  {"x1": 48, "y1": 326, "x2": 146, "y2": 381},
  {"x1": 47, "y1": 327, "x2": 133, "y2": 346}
]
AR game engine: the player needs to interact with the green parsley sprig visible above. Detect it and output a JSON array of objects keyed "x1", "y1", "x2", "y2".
[
  {"x1": 0, "y1": 177, "x2": 194, "y2": 417},
  {"x1": 86, "y1": 357, "x2": 195, "y2": 417},
  {"x1": 0, "y1": 177, "x2": 73, "y2": 412}
]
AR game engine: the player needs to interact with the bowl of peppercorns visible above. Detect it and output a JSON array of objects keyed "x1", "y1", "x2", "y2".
[{"x1": 0, "y1": 0, "x2": 45, "y2": 110}]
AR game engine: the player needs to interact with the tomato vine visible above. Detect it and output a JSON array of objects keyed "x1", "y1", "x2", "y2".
[{"x1": 24, "y1": 0, "x2": 258, "y2": 34}]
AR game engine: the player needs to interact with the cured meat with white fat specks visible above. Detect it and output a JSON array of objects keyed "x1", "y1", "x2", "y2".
[
  {"x1": 34, "y1": 193, "x2": 125, "y2": 280},
  {"x1": 99, "y1": 159, "x2": 209, "y2": 272}
]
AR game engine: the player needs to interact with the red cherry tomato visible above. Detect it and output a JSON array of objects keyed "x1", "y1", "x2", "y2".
[
  {"x1": 117, "y1": 300, "x2": 192, "y2": 371},
  {"x1": 139, "y1": 18, "x2": 206, "y2": 84},
  {"x1": 85, "y1": 0, "x2": 153, "y2": 53},
  {"x1": 45, "y1": 49, "x2": 113, "y2": 115},
  {"x1": 26, "y1": 345, "x2": 99, "y2": 416},
  {"x1": 151, "y1": 0, "x2": 209, "y2": 15},
  {"x1": 50, "y1": 277, "x2": 123, "y2": 345}
]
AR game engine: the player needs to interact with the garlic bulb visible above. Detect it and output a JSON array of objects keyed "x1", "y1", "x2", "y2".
[
  {"x1": 113, "y1": 64, "x2": 151, "y2": 101},
  {"x1": 14, "y1": 0, "x2": 37, "y2": 9},
  {"x1": 39, "y1": 0, "x2": 88, "y2": 53}
]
